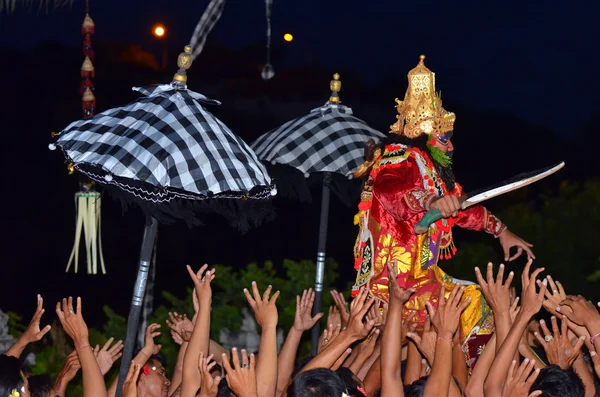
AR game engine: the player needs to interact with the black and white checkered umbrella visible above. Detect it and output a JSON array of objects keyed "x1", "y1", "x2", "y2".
[
  {"x1": 251, "y1": 74, "x2": 384, "y2": 354},
  {"x1": 50, "y1": 45, "x2": 275, "y2": 390},
  {"x1": 252, "y1": 100, "x2": 384, "y2": 179},
  {"x1": 52, "y1": 83, "x2": 274, "y2": 203}
]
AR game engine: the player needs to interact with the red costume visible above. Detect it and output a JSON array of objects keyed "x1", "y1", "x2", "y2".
[{"x1": 352, "y1": 56, "x2": 505, "y2": 368}]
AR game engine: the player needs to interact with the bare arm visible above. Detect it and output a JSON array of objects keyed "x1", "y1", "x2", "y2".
[
  {"x1": 182, "y1": 265, "x2": 215, "y2": 397},
  {"x1": 7, "y1": 295, "x2": 51, "y2": 359},
  {"x1": 276, "y1": 289, "x2": 323, "y2": 397}
]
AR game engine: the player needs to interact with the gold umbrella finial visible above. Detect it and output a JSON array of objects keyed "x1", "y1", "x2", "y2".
[
  {"x1": 173, "y1": 45, "x2": 194, "y2": 85},
  {"x1": 329, "y1": 73, "x2": 341, "y2": 103}
]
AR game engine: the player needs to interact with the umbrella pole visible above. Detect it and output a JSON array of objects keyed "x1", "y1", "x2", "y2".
[
  {"x1": 137, "y1": 229, "x2": 158, "y2": 348},
  {"x1": 116, "y1": 216, "x2": 159, "y2": 396},
  {"x1": 311, "y1": 173, "x2": 331, "y2": 355}
]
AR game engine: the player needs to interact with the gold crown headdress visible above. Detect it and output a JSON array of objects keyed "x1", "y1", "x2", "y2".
[{"x1": 390, "y1": 55, "x2": 456, "y2": 138}]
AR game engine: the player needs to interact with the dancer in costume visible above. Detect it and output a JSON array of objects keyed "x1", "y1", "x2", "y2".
[{"x1": 352, "y1": 55, "x2": 534, "y2": 366}]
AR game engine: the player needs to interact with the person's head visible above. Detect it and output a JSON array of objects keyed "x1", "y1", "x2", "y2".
[
  {"x1": 335, "y1": 367, "x2": 364, "y2": 397},
  {"x1": 27, "y1": 375, "x2": 52, "y2": 397},
  {"x1": 138, "y1": 357, "x2": 171, "y2": 397},
  {"x1": 287, "y1": 368, "x2": 345, "y2": 397},
  {"x1": 405, "y1": 376, "x2": 428, "y2": 397},
  {"x1": 216, "y1": 377, "x2": 232, "y2": 397},
  {"x1": 0, "y1": 355, "x2": 30, "y2": 397},
  {"x1": 529, "y1": 365, "x2": 584, "y2": 397}
]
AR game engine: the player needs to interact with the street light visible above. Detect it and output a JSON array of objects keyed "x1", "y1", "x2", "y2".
[
  {"x1": 153, "y1": 25, "x2": 165, "y2": 38},
  {"x1": 152, "y1": 24, "x2": 167, "y2": 70},
  {"x1": 283, "y1": 33, "x2": 293, "y2": 42}
]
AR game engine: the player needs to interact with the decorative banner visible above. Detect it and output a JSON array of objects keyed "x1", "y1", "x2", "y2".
[
  {"x1": 189, "y1": 0, "x2": 226, "y2": 60},
  {"x1": 261, "y1": 0, "x2": 274, "y2": 81}
]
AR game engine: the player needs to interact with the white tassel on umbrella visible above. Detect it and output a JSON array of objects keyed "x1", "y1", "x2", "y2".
[{"x1": 66, "y1": 189, "x2": 106, "y2": 275}]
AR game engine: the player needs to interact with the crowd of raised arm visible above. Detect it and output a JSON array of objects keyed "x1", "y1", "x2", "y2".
[{"x1": 2, "y1": 259, "x2": 599, "y2": 397}]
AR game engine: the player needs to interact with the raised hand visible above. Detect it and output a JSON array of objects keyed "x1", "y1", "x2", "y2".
[
  {"x1": 318, "y1": 323, "x2": 341, "y2": 353},
  {"x1": 406, "y1": 316, "x2": 437, "y2": 364},
  {"x1": 244, "y1": 282, "x2": 279, "y2": 328},
  {"x1": 144, "y1": 323, "x2": 162, "y2": 355},
  {"x1": 327, "y1": 306, "x2": 342, "y2": 330},
  {"x1": 187, "y1": 264, "x2": 216, "y2": 305},
  {"x1": 534, "y1": 316, "x2": 585, "y2": 370},
  {"x1": 293, "y1": 288, "x2": 323, "y2": 332},
  {"x1": 501, "y1": 359, "x2": 541, "y2": 397},
  {"x1": 330, "y1": 290, "x2": 350, "y2": 326},
  {"x1": 22, "y1": 294, "x2": 52, "y2": 344},
  {"x1": 58, "y1": 350, "x2": 82, "y2": 382},
  {"x1": 56, "y1": 297, "x2": 89, "y2": 343},
  {"x1": 199, "y1": 352, "x2": 220, "y2": 397},
  {"x1": 401, "y1": 310, "x2": 417, "y2": 346},
  {"x1": 94, "y1": 337, "x2": 123, "y2": 375},
  {"x1": 346, "y1": 287, "x2": 375, "y2": 340},
  {"x1": 166, "y1": 312, "x2": 193, "y2": 342},
  {"x1": 520, "y1": 262, "x2": 547, "y2": 317},
  {"x1": 387, "y1": 261, "x2": 414, "y2": 306},
  {"x1": 429, "y1": 284, "x2": 471, "y2": 338},
  {"x1": 366, "y1": 302, "x2": 387, "y2": 329},
  {"x1": 122, "y1": 361, "x2": 142, "y2": 397},
  {"x1": 222, "y1": 349, "x2": 258, "y2": 397},
  {"x1": 475, "y1": 263, "x2": 514, "y2": 313},
  {"x1": 558, "y1": 295, "x2": 600, "y2": 329}
]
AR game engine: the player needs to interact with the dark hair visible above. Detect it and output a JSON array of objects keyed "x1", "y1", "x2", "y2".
[
  {"x1": 335, "y1": 368, "x2": 363, "y2": 397},
  {"x1": 379, "y1": 134, "x2": 455, "y2": 190},
  {"x1": 0, "y1": 355, "x2": 25, "y2": 397},
  {"x1": 529, "y1": 365, "x2": 584, "y2": 397},
  {"x1": 287, "y1": 368, "x2": 346, "y2": 397},
  {"x1": 216, "y1": 377, "x2": 232, "y2": 397},
  {"x1": 405, "y1": 376, "x2": 428, "y2": 397},
  {"x1": 28, "y1": 375, "x2": 53, "y2": 397}
]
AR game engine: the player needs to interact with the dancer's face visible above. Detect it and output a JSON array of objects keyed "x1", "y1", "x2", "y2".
[{"x1": 430, "y1": 132, "x2": 454, "y2": 157}]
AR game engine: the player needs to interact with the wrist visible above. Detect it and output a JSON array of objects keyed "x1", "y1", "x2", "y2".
[
  {"x1": 438, "y1": 331, "x2": 454, "y2": 339},
  {"x1": 73, "y1": 337, "x2": 90, "y2": 349}
]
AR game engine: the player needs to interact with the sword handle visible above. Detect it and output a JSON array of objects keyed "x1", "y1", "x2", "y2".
[
  {"x1": 414, "y1": 195, "x2": 468, "y2": 234},
  {"x1": 414, "y1": 209, "x2": 442, "y2": 234}
]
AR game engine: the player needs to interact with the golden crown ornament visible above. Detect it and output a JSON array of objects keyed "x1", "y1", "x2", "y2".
[{"x1": 390, "y1": 55, "x2": 456, "y2": 138}]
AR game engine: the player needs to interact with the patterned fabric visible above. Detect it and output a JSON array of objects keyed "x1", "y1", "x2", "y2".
[
  {"x1": 251, "y1": 103, "x2": 385, "y2": 177},
  {"x1": 189, "y1": 0, "x2": 226, "y2": 60},
  {"x1": 352, "y1": 143, "x2": 503, "y2": 369},
  {"x1": 53, "y1": 84, "x2": 274, "y2": 203}
]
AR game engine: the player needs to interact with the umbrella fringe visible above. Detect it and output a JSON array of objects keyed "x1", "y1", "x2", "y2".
[
  {"x1": 101, "y1": 183, "x2": 275, "y2": 234},
  {"x1": 267, "y1": 164, "x2": 362, "y2": 208}
]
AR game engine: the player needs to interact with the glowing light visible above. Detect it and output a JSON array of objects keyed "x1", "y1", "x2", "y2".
[
  {"x1": 153, "y1": 25, "x2": 166, "y2": 38},
  {"x1": 283, "y1": 33, "x2": 293, "y2": 42}
]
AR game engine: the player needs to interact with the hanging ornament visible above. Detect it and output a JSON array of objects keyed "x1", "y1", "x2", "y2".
[
  {"x1": 82, "y1": 87, "x2": 96, "y2": 118},
  {"x1": 81, "y1": 56, "x2": 95, "y2": 78},
  {"x1": 65, "y1": 181, "x2": 106, "y2": 275},
  {"x1": 65, "y1": 0, "x2": 106, "y2": 275},
  {"x1": 261, "y1": 0, "x2": 274, "y2": 81}
]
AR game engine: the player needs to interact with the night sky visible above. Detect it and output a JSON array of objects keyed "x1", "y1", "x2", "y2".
[
  {"x1": 2, "y1": 0, "x2": 599, "y2": 135},
  {"x1": 0, "y1": 0, "x2": 598, "y2": 326}
]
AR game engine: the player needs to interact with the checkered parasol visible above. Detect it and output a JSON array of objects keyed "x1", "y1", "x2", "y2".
[
  {"x1": 251, "y1": 74, "x2": 384, "y2": 354},
  {"x1": 52, "y1": 83, "x2": 274, "y2": 203},
  {"x1": 49, "y1": 45, "x2": 276, "y2": 394},
  {"x1": 252, "y1": 101, "x2": 385, "y2": 179}
]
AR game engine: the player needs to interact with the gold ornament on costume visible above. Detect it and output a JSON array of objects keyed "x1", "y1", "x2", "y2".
[
  {"x1": 329, "y1": 73, "x2": 342, "y2": 103},
  {"x1": 173, "y1": 45, "x2": 194, "y2": 84},
  {"x1": 390, "y1": 55, "x2": 456, "y2": 138}
]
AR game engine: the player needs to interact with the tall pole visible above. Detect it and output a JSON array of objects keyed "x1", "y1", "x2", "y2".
[
  {"x1": 311, "y1": 172, "x2": 331, "y2": 355},
  {"x1": 116, "y1": 217, "x2": 159, "y2": 396}
]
